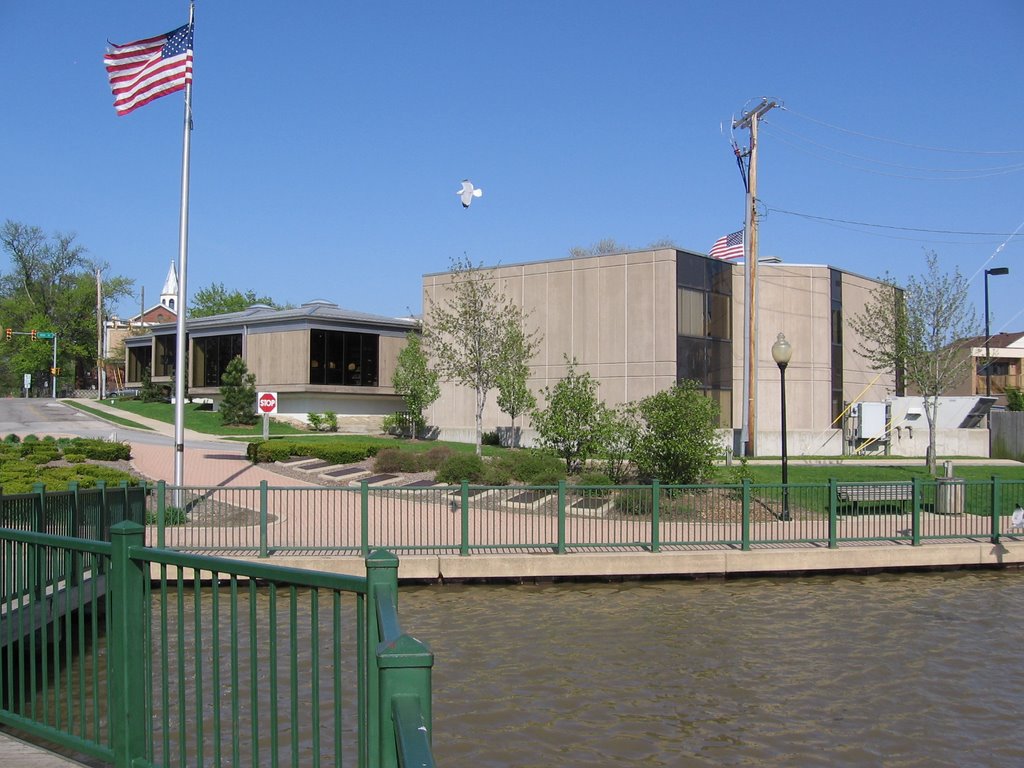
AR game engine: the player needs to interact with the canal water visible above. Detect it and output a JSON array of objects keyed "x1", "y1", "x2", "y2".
[
  {"x1": 403, "y1": 570, "x2": 1024, "y2": 767},
  {"x1": 29, "y1": 569, "x2": 1024, "y2": 766}
]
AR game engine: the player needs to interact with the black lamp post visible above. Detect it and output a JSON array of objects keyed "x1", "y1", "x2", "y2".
[
  {"x1": 984, "y1": 267, "x2": 1009, "y2": 397},
  {"x1": 772, "y1": 332, "x2": 792, "y2": 521}
]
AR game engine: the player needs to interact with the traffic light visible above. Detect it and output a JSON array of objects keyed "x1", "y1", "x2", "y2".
[
  {"x1": 30, "y1": 329, "x2": 37, "y2": 341},
  {"x1": 4, "y1": 328, "x2": 10, "y2": 340},
  {"x1": 50, "y1": 367, "x2": 61, "y2": 376}
]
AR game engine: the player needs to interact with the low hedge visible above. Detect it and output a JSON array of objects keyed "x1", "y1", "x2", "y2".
[{"x1": 247, "y1": 440, "x2": 380, "y2": 465}]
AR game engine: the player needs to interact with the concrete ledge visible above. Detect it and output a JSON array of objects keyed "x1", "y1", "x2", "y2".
[
  {"x1": 148, "y1": 555, "x2": 442, "y2": 581},
  {"x1": 438, "y1": 551, "x2": 729, "y2": 579}
]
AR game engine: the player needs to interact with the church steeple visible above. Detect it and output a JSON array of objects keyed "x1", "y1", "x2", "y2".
[{"x1": 160, "y1": 261, "x2": 178, "y2": 313}]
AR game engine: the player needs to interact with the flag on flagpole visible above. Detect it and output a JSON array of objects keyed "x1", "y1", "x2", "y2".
[
  {"x1": 105, "y1": 23, "x2": 193, "y2": 116},
  {"x1": 709, "y1": 230, "x2": 744, "y2": 260}
]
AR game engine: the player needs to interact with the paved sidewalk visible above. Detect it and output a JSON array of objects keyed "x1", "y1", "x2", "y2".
[{"x1": 69, "y1": 398, "x2": 315, "y2": 489}]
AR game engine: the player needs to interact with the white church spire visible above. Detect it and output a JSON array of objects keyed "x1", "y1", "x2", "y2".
[{"x1": 160, "y1": 260, "x2": 178, "y2": 313}]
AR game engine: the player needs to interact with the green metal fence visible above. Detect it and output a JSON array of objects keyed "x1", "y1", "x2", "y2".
[
  {"x1": 138, "y1": 477, "x2": 1024, "y2": 556},
  {"x1": 0, "y1": 523, "x2": 435, "y2": 768}
]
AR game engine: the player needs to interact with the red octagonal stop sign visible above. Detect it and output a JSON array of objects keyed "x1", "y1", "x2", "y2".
[{"x1": 257, "y1": 392, "x2": 278, "y2": 414}]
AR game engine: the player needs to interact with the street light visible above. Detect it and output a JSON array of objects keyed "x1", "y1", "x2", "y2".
[
  {"x1": 984, "y1": 267, "x2": 1009, "y2": 397},
  {"x1": 771, "y1": 332, "x2": 792, "y2": 521}
]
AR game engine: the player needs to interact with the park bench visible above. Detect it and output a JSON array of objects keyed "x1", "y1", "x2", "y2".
[{"x1": 835, "y1": 482, "x2": 913, "y2": 514}]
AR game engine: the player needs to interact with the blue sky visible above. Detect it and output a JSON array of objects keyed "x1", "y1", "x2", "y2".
[{"x1": 3, "y1": 2, "x2": 1023, "y2": 331}]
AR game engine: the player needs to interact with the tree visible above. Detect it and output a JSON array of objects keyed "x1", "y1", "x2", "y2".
[
  {"x1": 189, "y1": 282, "x2": 285, "y2": 318},
  {"x1": 0, "y1": 220, "x2": 133, "y2": 394},
  {"x1": 849, "y1": 252, "x2": 977, "y2": 474},
  {"x1": 391, "y1": 332, "x2": 439, "y2": 438},
  {"x1": 495, "y1": 323, "x2": 537, "y2": 447},
  {"x1": 568, "y1": 238, "x2": 679, "y2": 258},
  {"x1": 630, "y1": 381, "x2": 721, "y2": 484},
  {"x1": 1006, "y1": 387, "x2": 1024, "y2": 412},
  {"x1": 425, "y1": 256, "x2": 540, "y2": 456},
  {"x1": 219, "y1": 356, "x2": 258, "y2": 426},
  {"x1": 531, "y1": 357, "x2": 610, "y2": 474}
]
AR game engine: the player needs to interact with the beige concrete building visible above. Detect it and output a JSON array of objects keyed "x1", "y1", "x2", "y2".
[
  {"x1": 123, "y1": 300, "x2": 418, "y2": 431},
  {"x1": 423, "y1": 248, "x2": 898, "y2": 455}
]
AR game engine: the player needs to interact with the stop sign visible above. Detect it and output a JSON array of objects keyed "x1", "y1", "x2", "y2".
[{"x1": 257, "y1": 392, "x2": 278, "y2": 414}]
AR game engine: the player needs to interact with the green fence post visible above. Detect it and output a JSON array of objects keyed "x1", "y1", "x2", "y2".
[
  {"x1": 741, "y1": 479, "x2": 751, "y2": 551},
  {"x1": 459, "y1": 481, "x2": 469, "y2": 557},
  {"x1": 259, "y1": 480, "x2": 269, "y2": 558},
  {"x1": 109, "y1": 521, "x2": 148, "y2": 768},
  {"x1": 651, "y1": 479, "x2": 661, "y2": 553},
  {"x1": 378, "y1": 634, "x2": 434, "y2": 768},
  {"x1": 991, "y1": 475, "x2": 1002, "y2": 545},
  {"x1": 361, "y1": 481, "x2": 371, "y2": 557},
  {"x1": 32, "y1": 482, "x2": 46, "y2": 533},
  {"x1": 156, "y1": 480, "x2": 166, "y2": 549},
  {"x1": 911, "y1": 477, "x2": 921, "y2": 546},
  {"x1": 97, "y1": 480, "x2": 109, "y2": 541},
  {"x1": 31, "y1": 482, "x2": 46, "y2": 598},
  {"x1": 557, "y1": 480, "x2": 566, "y2": 554},
  {"x1": 365, "y1": 549, "x2": 400, "y2": 768},
  {"x1": 828, "y1": 478, "x2": 838, "y2": 549}
]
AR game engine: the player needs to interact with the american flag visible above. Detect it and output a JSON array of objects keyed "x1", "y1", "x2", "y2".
[
  {"x1": 105, "y1": 23, "x2": 193, "y2": 116},
  {"x1": 709, "y1": 230, "x2": 744, "y2": 261}
]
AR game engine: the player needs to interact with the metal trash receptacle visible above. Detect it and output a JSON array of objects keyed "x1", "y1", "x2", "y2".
[{"x1": 936, "y1": 478, "x2": 965, "y2": 515}]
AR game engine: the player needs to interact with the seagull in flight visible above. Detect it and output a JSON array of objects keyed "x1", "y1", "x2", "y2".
[{"x1": 457, "y1": 180, "x2": 483, "y2": 208}]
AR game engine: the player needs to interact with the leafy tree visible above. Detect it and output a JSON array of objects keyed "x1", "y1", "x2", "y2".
[
  {"x1": 568, "y1": 238, "x2": 679, "y2": 258},
  {"x1": 218, "y1": 356, "x2": 258, "y2": 426},
  {"x1": 391, "y1": 332, "x2": 439, "y2": 438},
  {"x1": 495, "y1": 322, "x2": 537, "y2": 447},
  {"x1": 425, "y1": 256, "x2": 540, "y2": 456},
  {"x1": 849, "y1": 252, "x2": 977, "y2": 474},
  {"x1": 1006, "y1": 387, "x2": 1024, "y2": 412},
  {"x1": 531, "y1": 357, "x2": 610, "y2": 474},
  {"x1": 0, "y1": 220, "x2": 133, "y2": 393},
  {"x1": 630, "y1": 380, "x2": 721, "y2": 484},
  {"x1": 189, "y1": 282, "x2": 285, "y2": 318}
]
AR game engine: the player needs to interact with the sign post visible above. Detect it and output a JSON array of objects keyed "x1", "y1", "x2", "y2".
[
  {"x1": 257, "y1": 392, "x2": 278, "y2": 441},
  {"x1": 23, "y1": 373, "x2": 31, "y2": 398}
]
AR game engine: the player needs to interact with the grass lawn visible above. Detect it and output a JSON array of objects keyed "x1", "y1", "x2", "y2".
[
  {"x1": 713, "y1": 462, "x2": 1024, "y2": 484},
  {"x1": 64, "y1": 401, "x2": 155, "y2": 431},
  {"x1": 102, "y1": 400, "x2": 308, "y2": 437}
]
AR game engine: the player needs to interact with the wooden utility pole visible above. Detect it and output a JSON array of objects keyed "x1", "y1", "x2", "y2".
[
  {"x1": 733, "y1": 98, "x2": 776, "y2": 457},
  {"x1": 96, "y1": 268, "x2": 103, "y2": 399}
]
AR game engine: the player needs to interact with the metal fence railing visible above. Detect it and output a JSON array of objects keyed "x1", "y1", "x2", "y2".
[
  {"x1": 134, "y1": 477, "x2": 1024, "y2": 556},
  {"x1": 0, "y1": 523, "x2": 435, "y2": 768}
]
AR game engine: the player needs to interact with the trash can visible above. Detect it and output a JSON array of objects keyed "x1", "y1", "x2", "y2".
[{"x1": 935, "y1": 477, "x2": 965, "y2": 515}]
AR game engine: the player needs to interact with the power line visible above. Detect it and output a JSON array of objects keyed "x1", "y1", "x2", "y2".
[
  {"x1": 762, "y1": 119, "x2": 1024, "y2": 174},
  {"x1": 780, "y1": 105, "x2": 1024, "y2": 156},
  {"x1": 765, "y1": 206, "x2": 1023, "y2": 236}
]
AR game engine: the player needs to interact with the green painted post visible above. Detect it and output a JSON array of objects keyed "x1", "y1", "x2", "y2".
[
  {"x1": 97, "y1": 479, "x2": 109, "y2": 541},
  {"x1": 741, "y1": 479, "x2": 751, "y2": 551},
  {"x1": 651, "y1": 479, "x2": 661, "y2": 553},
  {"x1": 109, "y1": 521, "x2": 147, "y2": 768},
  {"x1": 459, "y1": 481, "x2": 469, "y2": 556},
  {"x1": 366, "y1": 549, "x2": 399, "y2": 768},
  {"x1": 361, "y1": 481, "x2": 370, "y2": 557},
  {"x1": 259, "y1": 480, "x2": 269, "y2": 558},
  {"x1": 911, "y1": 477, "x2": 921, "y2": 546},
  {"x1": 378, "y1": 635, "x2": 434, "y2": 768},
  {"x1": 557, "y1": 480, "x2": 566, "y2": 554},
  {"x1": 828, "y1": 478, "x2": 838, "y2": 549},
  {"x1": 32, "y1": 482, "x2": 46, "y2": 598},
  {"x1": 991, "y1": 475, "x2": 1002, "y2": 545},
  {"x1": 157, "y1": 481, "x2": 166, "y2": 549}
]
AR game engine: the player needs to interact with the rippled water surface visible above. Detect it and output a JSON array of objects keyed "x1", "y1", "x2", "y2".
[{"x1": 397, "y1": 571, "x2": 1024, "y2": 767}]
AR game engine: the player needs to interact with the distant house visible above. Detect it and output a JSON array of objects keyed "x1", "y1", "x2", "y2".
[
  {"x1": 122, "y1": 299, "x2": 418, "y2": 431},
  {"x1": 954, "y1": 331, "x2": 1024, "y2": 403},
  {"x1": 102, "y1": 261, "x2": 180, "y2": 392}
]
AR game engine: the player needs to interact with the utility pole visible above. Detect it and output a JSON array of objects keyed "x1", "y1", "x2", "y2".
[
  {"x1": 733, "y1": 97, "x2": 777, "y2": 457},
  {"x1": 97, "y1": 268, "x2": 104, "y2": 399}
]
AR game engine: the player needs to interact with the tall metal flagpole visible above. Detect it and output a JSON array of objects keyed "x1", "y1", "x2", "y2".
[{"x1": 173, "y1": 1, "x2": 195, "y2": 493}]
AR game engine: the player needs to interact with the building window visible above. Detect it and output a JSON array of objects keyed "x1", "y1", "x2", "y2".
[
  {"x1": 127, "y1": 345, "x2": 152, "y2": 383},
  {"x1": 309, "y1": 330, "x2": 379, "y2": 386},
  {"x1": 192, "y1": 334, "x2": 243, "y2": 387},
  {"x1": 153, "y1": 335, "x2": 175, "y2": 377},
  {"x1": 830, "y1": 269, "x2": 844, "y2": 422}
]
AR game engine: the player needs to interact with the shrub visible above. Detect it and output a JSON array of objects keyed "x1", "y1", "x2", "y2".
[
  {"x1": 4, "y1": 434, "x2": 21, "y2": 444},
  {"x1": 64, "y1": 453, "x2": 87, "y2": 464},
  {"x1": 307, "y1": 412, "x2": 325, "y2": 432},
  {"x1": 219, "y1": 356, "x2": 258, "y2": 426},
  {"x1": 578, "y1": 471, "x2": 613, "y2": 487},
  {"x1": 436, "y1": 454, "x2": 486, "y2": 484},
  {"x1": 59, "y1": 438, "x2": 131, "y2": 461},
  {"x1": 492, "y1": 450, "x2": 566, "y2": 485},
  {"x1": 482, "y1": 430, "x2": 501, "y2": 446},
  {"x1": 374, "y1": 447, "x2": 422, "y2": 473},
  {"x1": 420, "y1": 446, "x2": 454, "y2": 470},
  {"x1": 481, "y1": 462, "x2": 512, "y2": 486},
  {"x1": 148, "y1": 505, "x2": 187, "y2": 526},
  {"x1": 246, "y1": 440, "x2": 379, "y2": 465},
  {"x1": 321, "y1": 411, "x2": 339, "y2": 432},
  {"x1": 630, "y1": 380, "x2": 721, "y2": 485}
]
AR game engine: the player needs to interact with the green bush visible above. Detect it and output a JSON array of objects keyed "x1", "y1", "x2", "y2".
[
  {"x1": 491, "y1": 450, "x2": 566, "y2": 485},
  {"x1": 58, "y1": 438, "x2": 131, "y2": 461},
  {"x1": 420, "y1": 446, "x2": 455, "y2": 470},
  {"x1": 436, "y1": 454, "x2": 486, "y2": 484},
  {"x1": 481, "y1": 462, "x2": 512, "y2": 486},
  {"x1": 246, "y1": 440, "x2": 379, "y2": 465},
  {"x1": 4, "y1": 434, "x2": 21, "y2": 444},
  {"x1": 374, "y1": 447, "x2": 422, "y2": 473},
  {"x1": 578, "y1": 471, "x2": 613, "y2": 487},
  {"x1": 64, "y1": 453, "x2": 87, "y2": 464},
  {"x1": 147, "y1": 505, "x2": 187, "y2": 525},
  {"x1": 482, "y1": 430, "x2": 501, "y2": 446}
]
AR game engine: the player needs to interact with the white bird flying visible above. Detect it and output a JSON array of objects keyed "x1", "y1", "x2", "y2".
[{"x1": 457, "y1": 180, "x2": 483, "y2": 208}]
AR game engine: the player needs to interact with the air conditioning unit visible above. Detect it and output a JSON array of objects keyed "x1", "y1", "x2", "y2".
[{"x1": 856, "y1": 402, "x2": 886, "y2": 440}]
